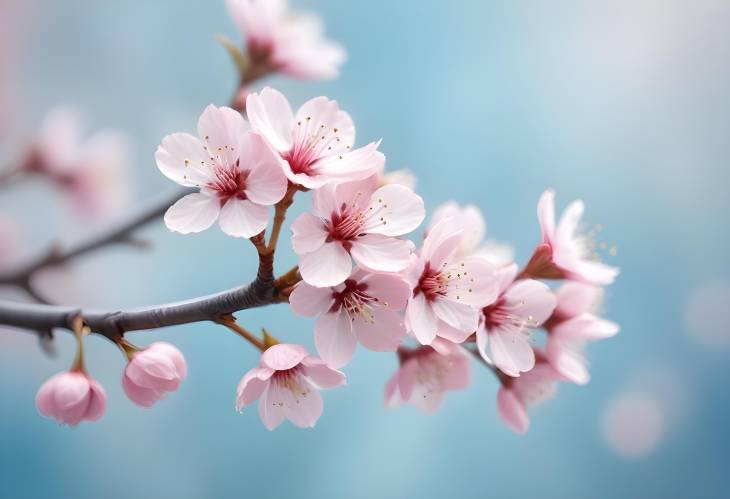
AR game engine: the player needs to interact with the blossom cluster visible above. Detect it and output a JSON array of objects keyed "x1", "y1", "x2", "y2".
[{"x1": 21, "y1": 0, "x2": 619, "y2": 433}]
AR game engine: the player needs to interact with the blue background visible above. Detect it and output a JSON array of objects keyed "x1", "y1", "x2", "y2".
[{"x1": 1, "y1": 1, "x2": 729, "y2": 498}]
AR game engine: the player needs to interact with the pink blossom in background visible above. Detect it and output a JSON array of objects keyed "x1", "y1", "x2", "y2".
[
  {"x1": 376, "y1": 165, "x2": 417, "y2": 190},
  {"x1": 601, "y1": 391, "x2": 666, "y2": 458},
  {"x1": 289, "y1": 268, "x2": 410, "y2": 368},
  {"x1": 123, "y1": 342, "x2": 188, "y2": 407},
  {"x1": 156, "y1": 104, "x2": 287, "y2": 238},
  {"x1": 291, "y1": 178, "x2": 424, "y2": 287},
  {"x1": 226, "y1": 0, "x2": 345, "y2": 80},
  {"x1": 24, "y1": 107, "x2": 131, "y2": 217},
  {"x1": 0, "y1": 216, "x2": 20, "y2": 270},
  {"x1": 428, "y1": 201, "x2": 514, "y2": 264},
  {"x1": 529, "y1": 189, "x2": 619, "y2": 285},
  {"x1": 476, "y1": 264, "x2": 556, "y2": 377},
  {"x1": 404, "y1": 217, "x2": 498, "y2": 345},
  {"x1": 384, "y1": 338, "x2": 470, "y2": 413},
  {"x1": 545, "y1": 282, "x2": 619, "y2": 384},
  {"x1": 497, "y1": 360, "x2": 561, "y2": 434},
  {"x1": 236, "y1": 343, "x2": 345, "y2": 430},
  {"x1": 247, "y1": 87, "x2": 384, "y2": 189},
  {"x1": 35, "y1": 371, "x2": 107, "y2": 426}
]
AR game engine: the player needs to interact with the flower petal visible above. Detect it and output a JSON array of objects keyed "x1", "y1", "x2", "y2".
[
  {"x1": 406, "y1": 294, "x2": 438, "y2": 345},
  {"x1": 260, "y1": 343, "x2": 309, "y2": 371},
  {"x1": 497, "y1": 388, "x2": 529, "y2": 434},
  {"x1": 218, "y1": 198, "x2": 268, "y2": 238},
  {"x1": 350, "y1": 234, "x2": 412, "y2": 273},
  {"x1": 155, "y1": 133, "x2": 214, "y2": 188},
  {"x1": 301, "y1": 357, "x2": 346, "y2": 389},
  {"x1": 291, "y1": 212, "x2": 328, "y2": 255},
  {"x1": 489, "y1": 326, "x2": 535, "y2": 377},
  {"x1": 359, "y1": 272, "x2": 410, "y2": 310},
  {"x1": 246, "y1": 87, "x2": 294, "y2": 152},
  {"x1": 236, "y1": 367, "x2": 274, "y2": 410},
  {"x1": 361, "y1": 184, "x2": 425, "y2": 237},
  {"x1": 197, "y1": 104, "x2": 248, "y2": 167},
  {"x1": 537, "y1": 188, "x2": 556, "y2": 245},
  {"x1": 164, "y1": 193, "x2": 220, "y2": 234},
  {"x1": 353, "y1": 307, "x2": 406, "y2": 352},
  {"x1": 299, "y1": 241, "x2": 351, "y2": 287},
  {"x1": 258, "y1": 383, "x2": 287, "y2": 430},
  {"x1": 241, "y1": 132, "x2": 288, "y2": 205},
  {"x1": 289, "y1": 281, "x2": 334, "y2": 317},
  {"x1": 503, "y1": 279, "x2": 557, "y2": 327},
  {"x1": 315, "y1": 310, "x2": 357, "y2": 368}
]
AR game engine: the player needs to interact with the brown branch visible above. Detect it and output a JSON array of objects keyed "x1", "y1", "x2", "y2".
[{"x1": 0, "y1": 249, "x2": 297, "y2": 341}]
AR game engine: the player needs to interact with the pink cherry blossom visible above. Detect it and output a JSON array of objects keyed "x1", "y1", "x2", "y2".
[
  {"x1": 123, "y1": 342, "x2": 188, "y2": 407},
  {"x1": 476, "y1": 264, "x2": 556, "y2": 377},
  {"x1": 404, "y1": 218, "x2": 498, "y2": 345},
  {"x1": 24, "y1": 107, "x2": 131, "y2": 217},
  {"x1": 545, "y1": 282, "x2": 619, "y2": 384},
  {"x1": 226, "y1": 0, "x2": 345, "y2": 80},
  {"x1": 246, "y1": 87, "x2": 384, "y2": 189},
  {"x1": 427, "y1": 201, "x2": 514, "y2": 264},
  {"x1": 527, "y1": 188, "x2": 619, "y2": 285},
  {"x1": 289, "y1": 268, "x2": 410, "y2": 368},
  {"x1": 384, "y1": 338, "x2": 470, "y2": 413},
  {"x1": 497, "y1": 360, "x2": 560, "y2": 434},
  {"x1": 156, "y1": 104, "x2": 287, "y2": 238},
  {"x1": 36, "y1": 371, "x2": 107, "y2": 426},
  {"x1": 291, "y1": 178, "x2": 424, "y2": 287},
  {"x1": 375, "y1": 165, "x2": 417, "y2": 190},
  {"x1": 236, "y1": 343, "x2": 345, "y2": 430}
]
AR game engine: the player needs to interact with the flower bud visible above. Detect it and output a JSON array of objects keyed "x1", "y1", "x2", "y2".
[
  {"x1": 122, "y1": 342, "x2": 187, "y2": 407},
  {"x1": 36, "y1": 371, "x2": 106, "y2": 425}
]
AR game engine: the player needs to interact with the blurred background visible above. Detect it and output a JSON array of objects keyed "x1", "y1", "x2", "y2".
[{"x1": 1, "y1": 0, "x2": 729, "y2": 497}]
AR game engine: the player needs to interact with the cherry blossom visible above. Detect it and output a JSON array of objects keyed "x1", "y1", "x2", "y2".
[
  {"x1": 236, "y1": 343, "x2": 345, "y2": 430},
  {"x1": 291, "y1": 178, "x2": 424, "y2": 287},
  {"x1": 226, "y1": 0, "x2": 345, "y2": 80},
  {"x1": 156, "y1": 104, "x2": 287, "y2": 238},
  {"x1": 36, "y1": 371, "x2": 106, "y2": 426},
  {"x1": 23, "y1": 107, "x2": 131, "y2": 217},
  {"x1": 289, "y1": 268, "x2": 410, "y2": 368},
  {"x1": 384, "y1": 338, "x2": 470, "y2": 413},
  {"x1": 545, "y1": 282, "x2": 619, "y2": 384},
  {"x1": 404, "y1": 217, "x2": 498, "y2": 345},
  {"x1": 123, "y1": 342, "x2": 188, "y2": 407},
  {"x1": 497, "y1": 360, "x2": 561, "y2": 434},
  {"x1": 246, "y1": 87, "x2": 385, "y2": 189},
  {"x1": 428, "y1": 201, "x2": 514, "y2": 264},
  {"x1": 476, "y1": 264, "x2": 556, "y2": 377},
  {"x1": 525, "y1": 188, "x2": 619, "y2": 285},
  {"x1": 375, "y1": 164, "x2": 417, "y2": 190}
]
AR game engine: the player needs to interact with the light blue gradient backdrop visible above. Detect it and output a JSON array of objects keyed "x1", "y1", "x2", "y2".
[{"x1": 1, "y1": 1, "x2": 729, "y2": 498}]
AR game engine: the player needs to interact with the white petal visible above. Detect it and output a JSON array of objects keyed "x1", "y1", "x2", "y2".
[
  {"x1": 406, "y1": 294, "x2": 438, "y2": 345},
  {"x1": 164, "y1": 193, "x2": 220, "y2": 234},
  {"x1": 197, "y1": 104, "x2": 248, "y2": 167},
  {"x1": 361, "y1": 184, "x2": 425, "y2": 237},
  {"x1": 218, "y1": 198, "x2": 268, "y2": 238},
  {"x1": 290, "y1": 213, "x2": 328, "y2": 255},
  {"x1": 349, "y1": 234, "x2": 412, "y2": 273},
  {"x1": 289, "y1": 282, "x2": 334, "y2": 317},
  {"x1": 155, "y1": 133, "x2": 214, "y2": 187},
  {"x1": 246, "y1": 87, "x2": 294, "y2": 152},
  {"x1": 240, "y1": 132, "x2": 288, "y2": 205},
  {"x1": 315, "y1": 310, "x2": 357, "y2": 368},
  {"x1": 299, "y1": 242, "x2": 352, "y2": 287}
]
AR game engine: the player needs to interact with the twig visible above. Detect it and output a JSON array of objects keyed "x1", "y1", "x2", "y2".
[
  {"x1": 216, "y1": 315, "x2": 266, "y2": 351},
  {"x1": 266, "y1": 184, "x2": 297, "y2": 253}
]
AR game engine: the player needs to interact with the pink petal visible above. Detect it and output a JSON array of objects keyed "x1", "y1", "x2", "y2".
[
  {"x1": 309, "y1": 142, "x2": 384, "y2": 187},
  {"x1": 282, "y1": 378, "x2": 323, "y2": 428},
  {"x1": 384, "y1": 371, "x2": 403, "y2": 408},
  {"x1": 123, "y1": 375, "x2": 164, "y2": 408},
  {"x1": 155, "y1": 132, "x2": 213, "y2": 188},
  {"x1": 503, "y1": 279, "x2": 557, "y2": 327},
  {"x1": 406, "y1": 294, "x2": 439, "y2": 344},
  {"x1": 555, "y1": 281, "x2": 602, "y2": 317},
  {"x1": 196, "y1": 104, "x2": 248, "y2": 167},
  {"x1": 436, "y1": 320, "x2": 475, "y2": 344},
  {"x1": 443, "y1": 256, "x2": 499, "y2": 308},
  {"x1": 489, "y1": 326, "x2": 536, "y2": 377},
  {"x1": 396, "y1": 359, "x2": 419, "y2": 401},
  {"x1": 570, "y1": 259, "x2": 619, "y2": 286},
  {"x1": 350, "y1": 234, "x2": 412, "y2": 273},
  {"x1": 236, "y1": 367, "x2": 274, "y2": 410},
  {"x1": 293, "y1": 96, "x2": 354, "y2": 155},
  {"x1": 241, "y1": 132, "x2": 288, "y2": 205},
  {"x1": 218, "y1": 198, "x2": 268, "y2": 238},
  {"x1": 332, "y1": 178, "x2": 379, "y2": 213},
  {"x1": 359, "y1": 272, "x2": 410, "y2": 310},
  {"x1": 441, "y1": 352, "x2": 471, "y2": 391},
  {"x1": 83, "y1": 380, "x2": 106, "y2": 421},
  {"x1": 431, "y1": 298, "x2": 479, "y2": 335},
  {"x1": 53, "y1": 373, "x2": 92, "y2": 426},
  {"x1": 476, "y1": 326, "x2": 491, "y2": 363},
  {"x1": 36, "y1": 373, "x2": 63, "y2": 418},
  {"x1": 258, "y1": 383, "x2": 286, "y2": 430},
  {"x1": 422, "y1": 218, "x2": 462, "y2": 269},
  {"x1": 126, "y1": 352, "x2": 179, "y2": 391},
  {"x1": 546, "y1": 338, "x2": 589, "y2": 385},
  {"x1": 537, "y1": 188, "x2": 556, "y2": 245},
  {"x1": 552, "y1": 313, "x2": 620, "y2": 340},
  {"x1": 147, "y1": 343, "x2": 188, "y2": 379},
  {"x1": 352, "y1": 307, "x2": 406, "y2": 352},
  {"x1": 260, "y1": 343, "x2": 309, "y2": 371},
  {"x1": 495, "y1": 263, "x2": 519, "y2": 295},
  {"x1": 409, "y1": 380, "x2": 445, "y2": 414},
  {"x1": 497, "y1": 388, "x2": 529, "y2": 434},
  {"x1": 301, "y1": 357, "x2": 346, "y2": 389},
  {"x1": 361, "y1": 184, "x2": 425, "y2": 237},
  {"x1": 289, "y1": 281, "x2": 334, "y2": 317},
  {"x1": 314, "y1": 310, "x2": 357, "y2": 368},
  {"x1": 291, "y1": 212, "x2": 328, "y2": 255},
  {"x1": 246, "y1": 87, "x2": 294, "y2": 152},
  {"x1": 299, "y1": 241, "x2": 351, "y2": 287},
  {"x1": 164, "y1": 193, "x2": 220, "y2": 234},
  {"x1": 556, "y1": 199, "x2": 584, "y2": 244}
]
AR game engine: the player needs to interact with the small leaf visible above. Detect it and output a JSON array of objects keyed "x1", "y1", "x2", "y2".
[{"x1": 215, "y1": 34, "x2": 249, "y2": 75}]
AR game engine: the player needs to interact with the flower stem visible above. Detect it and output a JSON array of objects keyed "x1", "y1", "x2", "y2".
[
  {"x1": 266, "y1": 184, "x2": 297, "y2": 254},
  {"x1": 216, "y1": 315, "x2": 266, "y2": 352}
]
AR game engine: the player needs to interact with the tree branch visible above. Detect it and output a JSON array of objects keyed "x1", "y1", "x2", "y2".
[
  {"x1": 0, "y1": 250, "x2": 295, "y2": 341},
  {"x1": 0, "y1": 190, "x2": 186, "y2": 290}
]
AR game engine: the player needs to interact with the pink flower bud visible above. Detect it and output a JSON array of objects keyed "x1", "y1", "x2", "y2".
[
  {"x1": 123, "y1": 342, "x2": 187, "y2": 407},
  {"x1": 36, "y1": 371, "x2": 106, "y2": 425}
]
